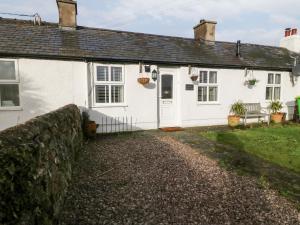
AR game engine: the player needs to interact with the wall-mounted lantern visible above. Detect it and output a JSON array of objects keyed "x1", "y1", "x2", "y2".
[{"x1": 152, "y1": 69, "x2": 158, "y2": 81}]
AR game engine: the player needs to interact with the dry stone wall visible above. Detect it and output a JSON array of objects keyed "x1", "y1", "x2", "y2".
[{"x1": 0, "y1": 104, "x2": 83, "y2": 225}]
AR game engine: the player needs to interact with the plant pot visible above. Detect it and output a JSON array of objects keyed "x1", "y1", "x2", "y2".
[
  {"x1": 84, "y1": 121, "x2": 97, "y2": 138},
  {"x1": 271, "y1": 113, "x2": 284, "y2": 123},
  {"x1": 190, "y1": 75, "x2": 198, "y2": 81},
  {"x1": 228, "y1": 115, "x2": 240, "y2": 127},
  {"x1": 137, "y1": 77, "x2": 150, "y2": 85}
]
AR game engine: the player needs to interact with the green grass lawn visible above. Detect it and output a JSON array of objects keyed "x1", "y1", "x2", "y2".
[{"x1": 201, "y1": 124, "x2": 300, "y2": 173}]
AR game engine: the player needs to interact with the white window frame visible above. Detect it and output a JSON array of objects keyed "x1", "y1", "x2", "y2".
[
  {"x1": 92, "y1": 63, "x2": 126, "y2": 107},
  {"x1": 265, "y1": 73, "x2": 281, "y2": 101},
  {"x1": 197, "y1": 70, "x2": 219, "y2": 104},
  {"x1": 0, "y1": 58, "x2": 22, "y2": 111}
]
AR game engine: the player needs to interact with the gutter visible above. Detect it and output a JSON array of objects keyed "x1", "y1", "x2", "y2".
[{"x1": 0, "y1": 52, "x2": 294, "y2": 72}]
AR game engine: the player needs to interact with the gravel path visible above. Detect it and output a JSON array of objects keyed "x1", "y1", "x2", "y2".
[{"x1": 60, "y1": 133, "x2": 300, "y2": 225}]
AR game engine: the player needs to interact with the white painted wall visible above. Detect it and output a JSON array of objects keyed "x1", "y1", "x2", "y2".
[
  {"x1": 1, "y1": 58, "x2": 300, "y2": 132},
  {"x1": 179, "y1": 67, "x2": 298, "y2": 127},
  {"x1": 280, "y1": 35, "x2": 300, "y2": 53},
  {"x1": 0, "y1": 58, "x2": 87, "y2": 130}
]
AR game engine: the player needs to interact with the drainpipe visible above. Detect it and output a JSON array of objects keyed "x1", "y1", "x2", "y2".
[
  {"x1": 86, "y1": 61, "x2": 93, "y2": 109},
  {"x1": 157, "y1": 66, "x2": 160, "y2": 129}
]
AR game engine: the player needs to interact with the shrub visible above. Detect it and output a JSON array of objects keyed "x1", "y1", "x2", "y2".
[
  {"x1": 230, "y1": 101, "x2": 246, "y2": 116},
  {"x1": 269, "y1": 101, "x2": 283, "y2": 114}
]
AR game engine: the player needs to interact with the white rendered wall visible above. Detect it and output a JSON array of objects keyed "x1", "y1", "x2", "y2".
[
  {"x1": 0, "y1": 58, "x2": 87, "y2": 131},
  {"x1": 179, "y1": 67, "x2": 299, "y2": 127},
  {"x1": 1, "y1": 58, "x2": 300, "y2": 132},
  {"x1": 280, "y1": 35, "x2": 300, "y2": 53},
  {"x1": 88, "y1": 64, "x2": 158, "y2": 132}
]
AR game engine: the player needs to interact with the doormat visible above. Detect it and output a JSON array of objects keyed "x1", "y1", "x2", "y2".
[{"x1": 160, "y1": 127, "x2": 184, "y2": 132}]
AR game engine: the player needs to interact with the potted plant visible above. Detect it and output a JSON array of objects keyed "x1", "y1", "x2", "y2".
[
  {"x1": 245, "y1": 78, "x2": 259, "y2": 86},
  {"x1": 269, "y1": 101, "x2": 283, "y2": 123},
  {"x1": 190, "y1": 75, "x2": 198, "y2": 81},
  {"x1": 137, "y1": 76, "x2": 150, "y2": 85},
  {"x1": 228, "y1": 101, "x2": 246, "y2": 127},
  {"x1": 82, "y1": 111, "x2": 98, "y2": 138}
]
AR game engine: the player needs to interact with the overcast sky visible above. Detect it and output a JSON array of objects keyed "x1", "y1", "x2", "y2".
[{"x1": 0, "y1": 0, "x2": 299, "y2": 46}]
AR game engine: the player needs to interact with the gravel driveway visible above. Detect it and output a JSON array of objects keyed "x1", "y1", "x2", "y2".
[{"x1": 60, "y1": 133, "x2": 300, "y2": 225}]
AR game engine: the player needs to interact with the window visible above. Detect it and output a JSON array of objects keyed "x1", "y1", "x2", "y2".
[
  {"x1": 0, "y1": 60, "x2": 20, "y2": 108},
  {"x1": 198, "y1": 71, "x2": 218, "y2": 102},
  {"x1": 94, "y1": 65, "x2": 124, "y2": 105},
  {"x1": 161, "y1": 75, "x2": 173, "y2": 99},
  {"x1": 266, "y1": 73, "x2": 281, "y2": 100}
]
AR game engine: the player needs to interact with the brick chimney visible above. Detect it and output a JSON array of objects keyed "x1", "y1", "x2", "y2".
[
  {"x1": 194, "y1": 19, "x2": 217, "y2": 42},
  {"x1": 57, "y1": 0, "x2": 77, "y2": 30},
  {"x1": 280, "y1": 27, "x2": 300, "y2": 53}
]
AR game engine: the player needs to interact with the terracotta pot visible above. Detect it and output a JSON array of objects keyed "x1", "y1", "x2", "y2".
[
  {"x1": 137, "y1": 77, "x2": 150, "y2": 85},
  {"x1": 190, "y1": 75, "x2": 198, "y2": 81},
  {"x1": 84, "y1": 121, "x2": 97, "y2": 138},
  {"x1": 271, "y1": 113, "x2": 284, "y2": 123},
  {"x1": 228, "y1": 115, "x2": 240, "y2": 127}
]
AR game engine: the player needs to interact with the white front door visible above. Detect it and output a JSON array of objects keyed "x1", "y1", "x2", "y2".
[{"x1": 159, "y1": 71, "x2": 177, "y2": 127}]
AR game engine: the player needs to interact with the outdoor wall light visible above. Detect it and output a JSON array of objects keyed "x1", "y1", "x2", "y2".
[{"x1": 152, "y1": 69, "x2": 158, "y2": 81}]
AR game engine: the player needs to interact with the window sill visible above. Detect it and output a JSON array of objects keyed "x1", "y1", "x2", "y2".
[
  {"x1": 0, "y1": 106, "x2": 23, "y2": 111},
  {"x1": 92, "y1": 104, "x2": 128, "y2": 108},
  {"x1": 197, "y1": 102, "x2": 220, "y2": 106}
]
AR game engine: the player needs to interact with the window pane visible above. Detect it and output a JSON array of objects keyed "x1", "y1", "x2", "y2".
[
  {"x1": 209, "y1": 71, "x2": 217, "y2": 83},
  {"x1": 95, "y1": 85, "x2": 109, "y2": 103},
  {"x1": 0, "y1": 84, "x2": 20, "y2": 107},
  {"x1": 275, "y1": 74, "x2": 281, "y2": 84},
  {"x1": 161, "y1": 75, "x2": 173, "y2": 99},
  {"x1": 0, "y1": 61, "x2": 16, "y2": 80},
  {"x1": 198, "y1": 86, "x2": 207, "y2": 102},
  {"x1": 268, "y1": 73, "x2": 274, "y2": 84},
  {"x1": 266, "y1": 87, "x2": 273, "y2": 100},
  {"x1": 209, "y1": 87, "x2": 218, "y2": 101},
  {"x1": 274, "y1": 87, "x2": 281, "y2": 100},
  {"x1": 96, "y1": 66, "x2": 108, "y2": 81},
  {"x1": 199, "y1": 71, "x2": 208, "y2": 83},
  {"x1": 111, "y1": 67, "x2": 122, "y2": 82},
  {"x1": 111, "y1": 85, "x2": 124, "y2": 103}
]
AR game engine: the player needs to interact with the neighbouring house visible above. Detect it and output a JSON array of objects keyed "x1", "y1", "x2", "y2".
[{"x1": 0, "y1": 0, "x2": 300, "y2": 132}]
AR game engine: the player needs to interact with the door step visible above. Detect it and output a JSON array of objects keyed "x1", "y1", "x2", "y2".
[{"x1": 160, "y1": 127, "x2": 184, "y2": 132}]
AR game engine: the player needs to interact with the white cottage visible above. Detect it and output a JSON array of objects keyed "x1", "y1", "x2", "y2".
[{"x1": 0, "y1": 0, "x2": 300, "y2": 132}]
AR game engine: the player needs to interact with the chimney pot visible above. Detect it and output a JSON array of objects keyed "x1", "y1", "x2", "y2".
[
  {"x1": 285, "y1": 28, "x2": 291, "y2": 37},
  {"x1": 194, "y1": 19, "x2": 217, "y2": 42},
  {"x1": 57, "y1": 0, "x2": 77, "y2": 30},
  {"x1": 291, "y1": 28, "x2": 298, "y2": 36}
]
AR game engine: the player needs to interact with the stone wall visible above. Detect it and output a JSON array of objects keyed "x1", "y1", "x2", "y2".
[{"x1": 0, "y1": 104, "x2": 83, "y2": 225}]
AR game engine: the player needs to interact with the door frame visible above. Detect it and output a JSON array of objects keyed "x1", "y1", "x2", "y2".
[{"x1": 157, "y1": 67, "x2": 180, "y2": 128}]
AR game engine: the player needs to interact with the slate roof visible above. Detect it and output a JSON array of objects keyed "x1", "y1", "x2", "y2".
[{"x1": 0, "y1": 18, "x2": 298, "y2": 71}]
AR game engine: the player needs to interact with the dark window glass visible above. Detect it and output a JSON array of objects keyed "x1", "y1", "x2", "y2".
[
  {"x1": 266, "y1": 87, "x2": 273, "y2": 100},
  {"x1": 267, "y1": 73, "x2": 274, "y2": 84},
  {"x1": 199, "y1": 71, "x2": 208, "y2": 83},
  {"x1": 198, "y1": 86, "x2": 207, "y2": 102},
  {"x1": 95, "y1": 85, "x2": 109, "y2": 103},
  {"x1": 0, "y1": 61, "x2": 15, "y2": 80},
  {"x1": 0, "y1": 84, "x2": 20, "y2": 107},
  {"x1": 97, "y1": 66, "x2": 109, "y2": 81},
  {"x1": 161, "y1": 75, "x2": 173, "y2": 99}
]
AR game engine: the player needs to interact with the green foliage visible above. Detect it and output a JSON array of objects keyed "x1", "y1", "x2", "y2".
[
  {"x1": 0, "y1": 104, "x2": 83, "y2": 225},
  {"x1": 246, "y1": 78, "x2": 259, "y2": 86},
  {"x1": 230, "y1": 101, "x2": 246, "y2": 116},
  {"x1": 201, "y1": 125, "x2": 300, "y2": 173},
  {"x1": 269, "y1": 100, "x2": 283, "y2": 114}
]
